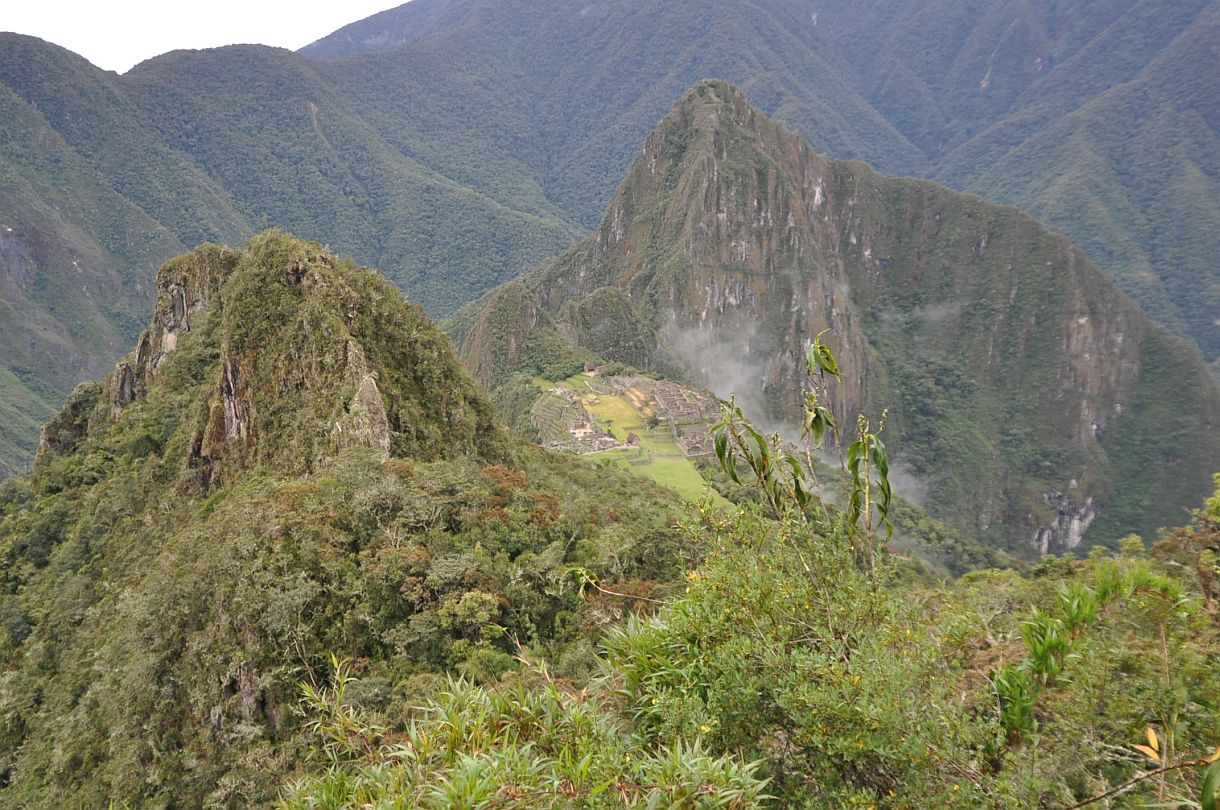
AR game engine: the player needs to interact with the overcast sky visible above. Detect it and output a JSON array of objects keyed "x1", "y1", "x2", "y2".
[{"x1": 3, "y1": 1, "x2": 402, "y2": 73}]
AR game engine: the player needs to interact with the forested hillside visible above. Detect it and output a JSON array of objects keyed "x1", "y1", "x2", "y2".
[
  {"x1": 1, "y1": 231, "x2": 1216, "y2": 808},
  {"x1": 0, "y1": 233, "x2": 697, "y2": 804},
  {"x1": 309, "y1": 0, "x2": 1220, "y2": 366},
  {"x1": 813, "y1": 0, "x2": 1220, "y2": 367}
]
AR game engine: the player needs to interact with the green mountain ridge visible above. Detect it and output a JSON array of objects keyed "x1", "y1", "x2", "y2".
[
  {"x1": 454, "y1": 80, "x2": 1220, "y2": 557},
  {"x1": 1, "y1": 0, "x2": 1216, "y2": 478},
  {"x1": 0, "y1": 8, "x2": 1217, "y2": 805},
  {"x1": 0, "y1": 32, "x2": 585, "y2": 477},
  {"x1": 0, "y1": 86, "x2": 184, "y2": 477},
  {"x1": 309, "y1": 0, "x2": 1220, "y2": 361}
]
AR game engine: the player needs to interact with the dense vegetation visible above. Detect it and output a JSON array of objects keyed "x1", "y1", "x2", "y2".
[
  {"x1": 2, "y1": 0, "x2": 1216, "y2": 475},
  {"x1": 0, "y1": 232, "x2": 1215, "y2": 807},
  {"x1": 279, "y1": 360, "x2": 1220, "y2": 807},
  {"x1": 0, "y1": 4, "x2": 1216, "y2": 804}
]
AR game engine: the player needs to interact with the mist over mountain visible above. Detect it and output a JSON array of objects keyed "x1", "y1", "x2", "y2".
[{"x1": 455, "y1": 80, "x2": 1220, "y2": 556}]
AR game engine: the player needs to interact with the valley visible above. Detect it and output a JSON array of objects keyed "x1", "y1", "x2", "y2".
[{"x1": 455, "y1": 80, "x2": 1220, "y2": 557}]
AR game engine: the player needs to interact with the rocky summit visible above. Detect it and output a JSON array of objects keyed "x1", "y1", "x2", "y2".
[
  {"x1": 455, "y1": 80, "x2": 1220, "y2": 556},
  {"x1": 41, "y1": 233, "x2": 503, "y2": 486}
]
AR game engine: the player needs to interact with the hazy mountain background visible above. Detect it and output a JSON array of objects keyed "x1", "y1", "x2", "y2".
[
  {"x1": 306, "y1": 0, "x2": 1220, "y2": 361},
  {"x1": 1, "y1": 0, "x2": 1216, "y2": 478}
]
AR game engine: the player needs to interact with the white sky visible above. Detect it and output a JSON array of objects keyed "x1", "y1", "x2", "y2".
[{"x1": 3, "y1": 1, "x2": 403, "y2": 74}]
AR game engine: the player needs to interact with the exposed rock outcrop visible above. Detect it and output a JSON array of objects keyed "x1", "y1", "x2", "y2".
[{"x1": 40, "y1": 231, "x2": 503, "y2": 490}]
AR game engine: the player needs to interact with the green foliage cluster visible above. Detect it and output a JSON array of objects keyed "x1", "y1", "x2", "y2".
[
  {"x1": 278, "y1": 661, "x2": 766, "y2": 809},
  {"x1": 605, "y1": 508, "x2": 998, "y2": 807},
  {"x1": 279, "y1": 332, "x2": 1219, "y2": 808},
  {"x1": 696, "y1": 457, "x2": 1019, "y2": 579},
  {"x1": 990, "y1": 560, "x2": 1191, "y2": 743},
  {"x1": 282, "y1": 473, "x2": 1220, "y2": 808},
  {"x1": 599, "y1": 506, "x2": 1220, "y2": 807},
  {"x1": 712, "y1": 331, "x2": 894, "y2": 573}
]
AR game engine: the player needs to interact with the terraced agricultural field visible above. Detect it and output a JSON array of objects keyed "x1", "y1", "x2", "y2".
[{"x1": 539, "y1": 373, "x2": 729, "y2": 507}]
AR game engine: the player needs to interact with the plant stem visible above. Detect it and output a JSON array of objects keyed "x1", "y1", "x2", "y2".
[{"x1": 1064, "y1": 756, "x2": 1212, "y2": 809}]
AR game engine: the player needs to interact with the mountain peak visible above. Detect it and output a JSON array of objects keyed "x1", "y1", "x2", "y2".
[
  {"x1": 675, "y1": 79, "x2": 753, "y2": 118},
  {"x1": 37, "y1": 231, "x2": 503, "y2": 490},
  {"x1": 654, "y1": 78, "x2": 791, "y2": 156}
]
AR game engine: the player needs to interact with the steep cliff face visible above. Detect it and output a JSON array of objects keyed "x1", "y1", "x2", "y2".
[
  {"x1": 533, "y1": 84, "x2": 882, "y2": 424},
  {"x1": 459, "y1": 81, "x2": 1220, "y2": 554}
]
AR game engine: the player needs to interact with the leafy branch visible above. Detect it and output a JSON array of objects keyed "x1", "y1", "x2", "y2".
[{"x1": 711, "y1": 329, "x2": 892, "y2": 576}]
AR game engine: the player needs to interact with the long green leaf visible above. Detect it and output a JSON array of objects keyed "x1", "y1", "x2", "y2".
[
  {"x1": 1203, "y1": 759, "x2": 1220, "y2": 810},
  {"x1": 816, "y1": 344, "x2": 841, "y2": 377},
  {"x1": 872, "y1": 436, "x2": 889, "y2": 478}
]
